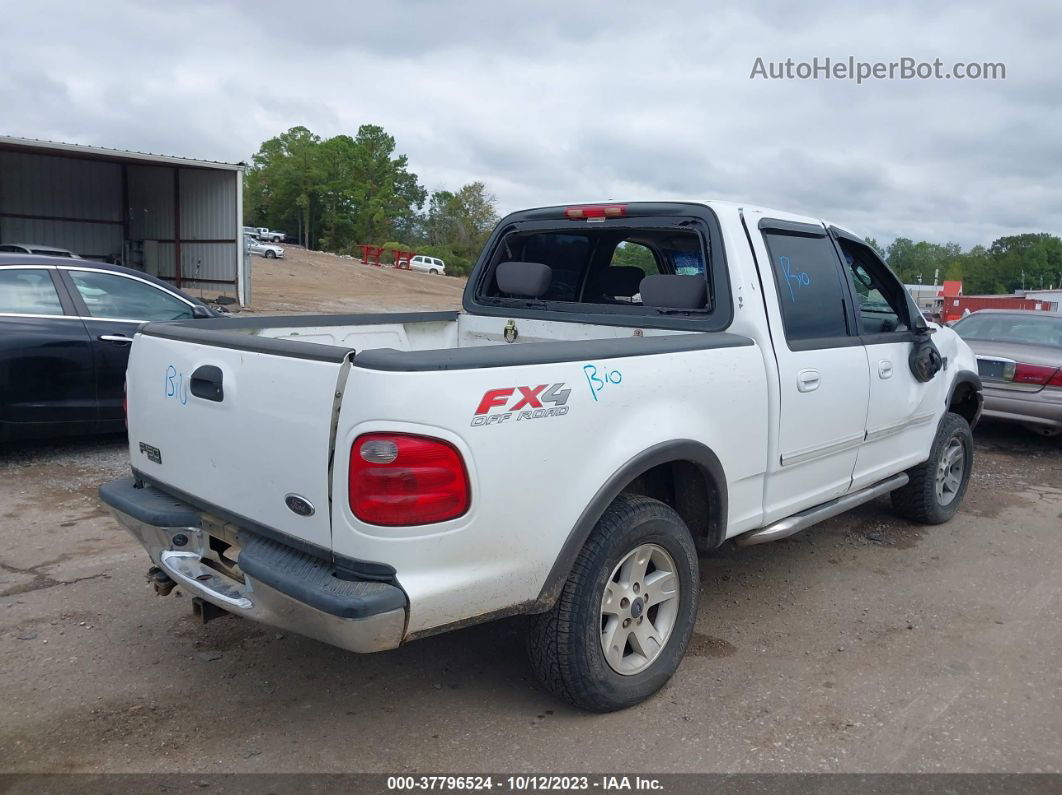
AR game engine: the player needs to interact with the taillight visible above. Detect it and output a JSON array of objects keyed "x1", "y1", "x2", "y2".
[
  {"x1": 564, "y1": 204, "x2": 627, "y2": 220},
  {"x1": 348, "y1": 433, "x2": 470, "y2": 526},
  {"x1": 1047, "y1": 367, "x2": 1062, "y2": 387},
  {"x1": 1012, "y1": 362, "x2": 1058, "y2": 386}
]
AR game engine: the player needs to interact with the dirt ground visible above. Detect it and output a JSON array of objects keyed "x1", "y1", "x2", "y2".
[
  {"x1": 242, "y1": 246, "x2": 466, "y2": 314},
  {"x1": 0, "y1": 255, "x2": 1060, "y2": 774}
]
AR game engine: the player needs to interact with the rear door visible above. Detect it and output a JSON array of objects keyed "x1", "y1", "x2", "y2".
[
  {"x1": 60, "y1": 267, "x2": 196, "y2": 423},
  {"x1": 124, "y1": 329, "x2": 350, "y2": 551},
  {"x1": 0, "y1": 265, "x2": 97, "y2": 430},
  {"x1": 749, "y1": 218, "x2": 870, "y2": 520}
]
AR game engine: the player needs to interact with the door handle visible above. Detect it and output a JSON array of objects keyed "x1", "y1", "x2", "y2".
[
  {"x1": 797, "y1": 369, "x2": 820, "y2": 392},
  {"x1": 878, "y1": 359, "x2": 893, "y2": 379},
  {"x1": 190, "y1": 365, "x2": 224, "y2": 402},
  {"x1": 98, "y1": 334, "x2": 133, "y2": 344}
]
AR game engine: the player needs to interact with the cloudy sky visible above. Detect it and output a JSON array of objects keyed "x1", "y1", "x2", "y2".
[{"x1": 3, "y1": 0, "x2": 1059, "y2": 247}]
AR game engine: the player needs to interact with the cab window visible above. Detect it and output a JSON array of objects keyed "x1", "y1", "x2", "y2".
[
  {"x1": 69, "y1": 271, "x2": 194, "y2": 321},
  {"x1": 836, "y1": 237, "x2": 910, "y2": 336},
  {"x1": 0, "y1": 269, "x2": 64, "y2": 315}
]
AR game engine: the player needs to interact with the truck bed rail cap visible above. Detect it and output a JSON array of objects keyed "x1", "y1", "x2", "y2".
[
  {"x1": 353, "y1": 332, "x2": 754, "y2": 372},
  {"x1": 139, "y1": 312, "x2": 460, "y2": 363}
]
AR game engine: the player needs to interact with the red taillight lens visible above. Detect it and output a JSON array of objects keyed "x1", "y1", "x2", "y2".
[
  {"x1": 1047, "y1": 367, "x2": 1062, "y2": 387},
  {"x1": 348, "y1": 433, "x2": 470, "y2": 526},
  {"x1": 564, "y1": 204, "x2": 627, "y2": 220},
  {"x1": 1012, "y1": 362, "x2": 1057, "y2": 386}
]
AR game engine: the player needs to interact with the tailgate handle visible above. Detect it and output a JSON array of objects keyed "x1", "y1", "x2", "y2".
[{"x1": 190, "y1": 365, "x2": 224, "y2": 402}]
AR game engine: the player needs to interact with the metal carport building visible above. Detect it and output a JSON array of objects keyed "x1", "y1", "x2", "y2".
[{"x1": 0, "y1": 136, "x2": 247, "y2": 305}]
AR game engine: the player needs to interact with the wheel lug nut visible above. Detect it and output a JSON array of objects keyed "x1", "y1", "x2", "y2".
[
  {"x1": 620, "y1": 597, "x2": 629, "y2": 609},
  {"x1": 622, "y1": 618, "x2": 631, "y2": 628},
  {"x1": 633, "y1": 583, "x2": 640, "y2": 594}
]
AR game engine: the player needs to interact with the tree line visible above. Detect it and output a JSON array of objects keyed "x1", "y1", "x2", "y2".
[
  {"x1": 245, "y1": 126, "x2": 1060, "y2": 292},
  {"x1": 243, "y1": 125, "x2": 498, "y2": 276},
  {"x1": 865, "y1": 233, "x2": 1062, "y2": 294}
]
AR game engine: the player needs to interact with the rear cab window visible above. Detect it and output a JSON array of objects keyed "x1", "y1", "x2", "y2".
[{"x1": 469, "y1": 203, "x2": 732, "y2": 331}]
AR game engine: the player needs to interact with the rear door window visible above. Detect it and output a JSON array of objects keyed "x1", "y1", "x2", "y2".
[
  {"x1": 0, "y1": 268, "x2": 65, "y2": 315},
  {"x1": 762, "y1": 228, "x2": 851, "y2": 343}
]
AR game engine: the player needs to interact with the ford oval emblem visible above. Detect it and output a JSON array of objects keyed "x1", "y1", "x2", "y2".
[{"x1": 284, "y1": 494, "x2": 315, "y2": 517}]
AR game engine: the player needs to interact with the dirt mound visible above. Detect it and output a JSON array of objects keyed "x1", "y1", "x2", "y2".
[{"x1": 245, "y1": 246, "x2": 466, "y2": 315}]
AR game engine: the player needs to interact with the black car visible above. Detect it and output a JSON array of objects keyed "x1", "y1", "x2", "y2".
[{"x1": 0, "y1": 254, "x2": 219, "y2": 442}]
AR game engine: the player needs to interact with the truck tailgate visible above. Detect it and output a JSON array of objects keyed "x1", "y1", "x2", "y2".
[{"x1": 124, "y1": 330, "x2": 348, "y2": 551}]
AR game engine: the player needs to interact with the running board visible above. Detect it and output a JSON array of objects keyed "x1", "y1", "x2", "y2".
[{"x1": 736, "y1": 473, "x2": 910, "y2": 547}]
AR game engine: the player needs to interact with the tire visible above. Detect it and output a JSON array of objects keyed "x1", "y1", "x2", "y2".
[
  {"x1": 891, "y1": 411, "x2": 973, "y2": 524},
  {"x1": 429, "y1": 269, "x2": 439, "y2": 275},
  {"x1": 527, "y1": 494, "x2": 699, "y2": 712},
  {"x1": 264, "y1": 250, "x2": 276, "y2": 259}
]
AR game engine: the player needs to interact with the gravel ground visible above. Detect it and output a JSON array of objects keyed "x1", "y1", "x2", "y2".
[{"x1": 0, "y1": 421, "x2": 1059, "y2": 775}]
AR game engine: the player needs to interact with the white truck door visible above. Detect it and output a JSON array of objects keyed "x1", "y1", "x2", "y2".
[
  {"x1": 834, "y1": 232, "x2": 945, "y2": 488},
  {"x1": 750, "y1": 218, "x2": 871, "y2": 520}
]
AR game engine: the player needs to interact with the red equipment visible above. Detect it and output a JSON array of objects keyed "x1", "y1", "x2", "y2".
[{"x1": 359, "y1": 245, "x2": 385, "y2": 266}]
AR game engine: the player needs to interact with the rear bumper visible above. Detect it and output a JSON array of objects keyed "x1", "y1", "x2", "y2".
[
  {"x1": 982, "y1": 388, "x2": 1062, "y2": 430},
  {"x1": 100, "y1": 477, "x2": 406, "y2": 653}
]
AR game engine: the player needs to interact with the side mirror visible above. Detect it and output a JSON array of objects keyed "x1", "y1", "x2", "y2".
[{"x1": 191, "y1": 304, "x2": 212, "y2": 319}]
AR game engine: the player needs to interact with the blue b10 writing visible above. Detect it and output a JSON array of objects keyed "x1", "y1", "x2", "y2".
[{"x1": 583, "y1": 364, "x2": 623, "y2": 402}]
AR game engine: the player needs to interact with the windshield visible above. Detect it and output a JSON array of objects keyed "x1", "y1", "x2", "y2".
[{"x1": 953, "y1": 313, "x2": 1062, "y2": 347}]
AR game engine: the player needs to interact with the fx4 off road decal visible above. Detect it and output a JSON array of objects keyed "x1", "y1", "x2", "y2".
[{"x1": 471, "y1": 383, "x2": 571, "y2": 427}]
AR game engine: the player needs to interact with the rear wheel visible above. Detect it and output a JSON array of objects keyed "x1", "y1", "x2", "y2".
[
  {"x1": 527, "y1": 494, "x2": 699, "y2": 712},
  {"x1": 891, "y1": 411, "x2": 973, "y2": 524}
]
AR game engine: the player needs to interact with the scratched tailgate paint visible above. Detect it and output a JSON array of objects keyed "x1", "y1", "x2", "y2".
[{"x1": 124, "y1": 331, "x2": 344, "y2": 551}]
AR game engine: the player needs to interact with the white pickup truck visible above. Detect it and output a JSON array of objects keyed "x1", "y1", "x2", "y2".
[
  {"x1": 101, "y1": 201, "x2": 982, "y2": 711},
  {"x1": 256, "y1": 227, "x2": 285, "y2": 243}
]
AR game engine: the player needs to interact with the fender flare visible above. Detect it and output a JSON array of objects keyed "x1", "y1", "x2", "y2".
[
  {"x1": 533, "y1": 439, "x2": 727, "y2": 610},
  {"x1": 947, "y1": 369, "x2": 983, "y2": 427}
]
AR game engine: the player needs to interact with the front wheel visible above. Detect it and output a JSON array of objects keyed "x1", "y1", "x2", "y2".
[
  {"x1": 429, "y1": 268, "x2": 439, "y2": 275},
  {"x1": 527, "y1": 494, "x2": 699, "y2": 712},
  {"x1": 264, "y1": 250, "x2": 276, "y2": 259},
  {"x1": 891, "y1": 411, "x2": 973, "y2": 524}
]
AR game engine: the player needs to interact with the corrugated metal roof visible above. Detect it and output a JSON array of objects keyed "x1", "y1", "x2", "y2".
[{"x1": 0, "y1": 135, "x2": 245, "y2": 171}]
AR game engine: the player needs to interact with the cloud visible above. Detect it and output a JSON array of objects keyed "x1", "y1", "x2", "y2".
[{"x1": 2, "y1": 0, "x2": 1060, "y2": 247}]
